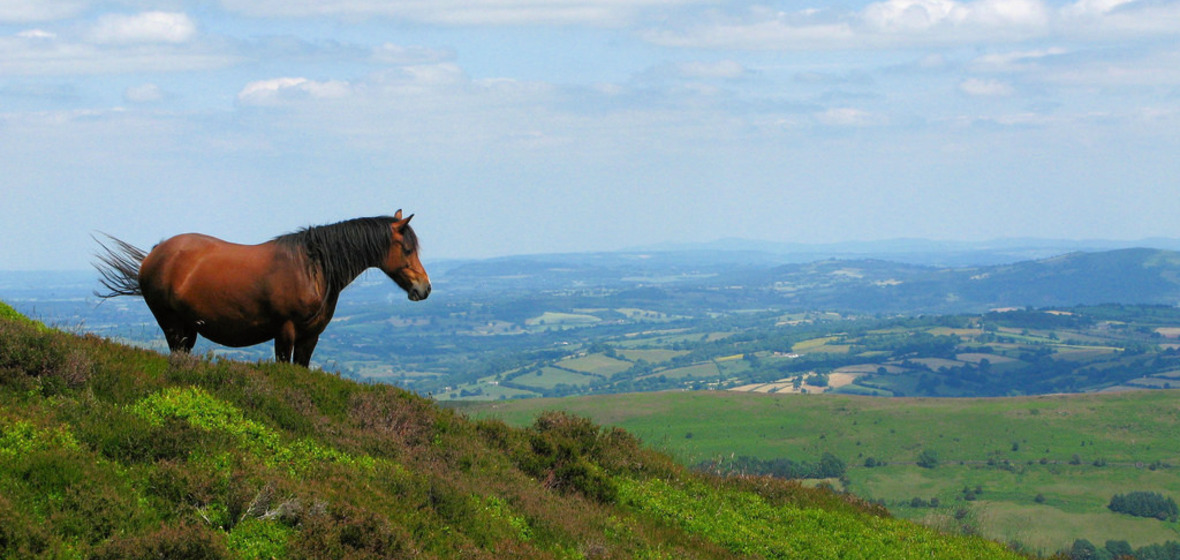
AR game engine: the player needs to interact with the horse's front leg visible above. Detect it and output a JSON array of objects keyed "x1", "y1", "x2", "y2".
[{"x1": 293, "y1": 335, "x2": 320, "y2": 368}]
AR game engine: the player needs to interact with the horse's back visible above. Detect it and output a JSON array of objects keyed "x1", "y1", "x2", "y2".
[{"x1": 139, "y1": 233, "x2": 262, "y2": 295}]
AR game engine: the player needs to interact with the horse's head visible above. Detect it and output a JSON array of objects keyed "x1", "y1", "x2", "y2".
[{"x1": 381, "y1": 210, "x2": 431, "y2": 301}]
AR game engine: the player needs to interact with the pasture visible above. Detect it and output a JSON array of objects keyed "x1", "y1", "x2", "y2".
[{"x1": 469, "y1": 388, "x2": 1180, "y2": 554}]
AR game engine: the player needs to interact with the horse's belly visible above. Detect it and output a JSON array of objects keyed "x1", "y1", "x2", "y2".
[{"x1": 194, "y1": 318, "x2": 276, "y2": 347}]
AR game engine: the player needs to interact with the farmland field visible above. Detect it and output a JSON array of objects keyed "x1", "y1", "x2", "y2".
[{"x1": 468, "y1": 388, "x2": 1180, "y2": 554}]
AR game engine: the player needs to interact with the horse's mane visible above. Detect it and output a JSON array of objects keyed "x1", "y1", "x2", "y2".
[{"x1": 274, "y1": 216, "x2": 418, "y2": 293}]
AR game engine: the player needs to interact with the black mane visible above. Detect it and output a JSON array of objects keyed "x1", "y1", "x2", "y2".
[{"x1": 274, "y1": 216, "x2": 417, "y2": 293}]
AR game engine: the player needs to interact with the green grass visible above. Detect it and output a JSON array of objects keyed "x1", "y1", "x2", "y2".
[
  {"x1": 653, "y1": 362, "x2": 720, "y2": 380},
  {"x1": 511, "y1": 367, "x2": 600, "y2": 389},
  {"x1": 617, "y1": 349, "x2": 688, "y2": 363},
  {"x1": 470, "y1": 389, "x2": 1180, "y2": 553},
  {"x1": 0, "y1": 301, "x2": 1039, "y2": 559},
  {"x1": 559, "y1": 353, "x2": 632, "y2": 377}
]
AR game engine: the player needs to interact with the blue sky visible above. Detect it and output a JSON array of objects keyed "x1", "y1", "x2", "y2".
[{"x1": 2, "y1": 0, "x2": 1178, "y2": 270}]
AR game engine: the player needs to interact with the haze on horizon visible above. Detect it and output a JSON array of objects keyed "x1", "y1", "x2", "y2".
[{"x1": 2, "y1": 0, "x2": 1178, "y2": 271}]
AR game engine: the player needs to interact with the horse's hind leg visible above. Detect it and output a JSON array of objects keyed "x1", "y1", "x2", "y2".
[
  {"x1": 147, "y1": 305, "x2": 197, "y2": 354},
  {"x1": 274, "y1": 322, "x2": 296, "y2": 364},
  {"x1": 274, "y1": 324, "x2": 319, "y2": 367}
]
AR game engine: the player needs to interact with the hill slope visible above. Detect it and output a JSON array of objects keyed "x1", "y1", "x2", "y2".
[
  {"x1": 0, "y1": 305, "x2": 1028, "y2": 559},
  {"x1": 469, "y1": 389, "x2": 1180, "y2": 553}
]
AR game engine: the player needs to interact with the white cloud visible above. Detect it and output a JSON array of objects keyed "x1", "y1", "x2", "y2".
[
  {"x1": 971, "y1": 47, "x2": 1068, "y2": 71},
  {"x1": 237, "y1": 77, "x2": 353, "y2": 105},
  {"x1": 16, "y1": 29, "x2": 56, "y2": 40},
  {"x1": 643, "y1": 17, "x2": 857, "y2": 50},
  {"x1": 1062, "y1": 0, "x2": 1137, "y2": 18},
  {"x1": 862, "y1": 0, "x2": 968, "y2": 32},
  {"x1": 0, "y1": 31, "x2": 237, "y2": 75},
  {"x1": 218, "y1": 0, "x2": 709, "y2": 26},
  {"x1": 90, "y1": 12, "x2": 197, "y2": 45},
  {"x1": 0, "y1": 0, "x2": 87, "y2": 23},
  {"x1": 959, "y1": 77, "x2": 1015, "y2": 95},
  {"x1": 644, "y1": 0, "x2": 1178, "y2": 50}
]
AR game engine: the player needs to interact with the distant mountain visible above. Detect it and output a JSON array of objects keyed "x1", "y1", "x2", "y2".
[
  {"x1": 627, "y1": 237, "x2": 1180, "y2": 267},
  {"x1": 746, "y1": 248, "x2": 1180, "y2": 313},
  {"x1": 430, "y1": 247, "x2": 1180, "y2": 315}
]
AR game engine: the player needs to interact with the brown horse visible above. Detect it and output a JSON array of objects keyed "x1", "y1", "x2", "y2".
[{"x1": 94, "y1": 212, "x2": 430, "y2": 367}]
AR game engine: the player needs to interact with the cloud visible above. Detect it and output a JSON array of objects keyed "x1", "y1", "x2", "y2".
[
  {"x1": 237, "y1": 77, "x2": 353, "y2": 105},
  {"x1": 642, "y1": 17, "x2": 857, "y2": 50},
  {"x1": 218, "y1": 0, "x2": 709, "y2": 26},
  {"x1": 959, "y1": 77, "x2": 1015, "y2": 95},
  {"x1": 643, "y1": 0, "x2": 1179, "y2": 50},
  {"x1": 861, "y1": 0, "x2": 1048, "y2": 31},
  {"x1": 0, "y1": 31, "x2": 237, "y2": 75},
  {"x1": 90, "y1": 12, "x2": 197, "y2": 44},
  {"x1": 1062, "y1": 0, "x2": 1137, "y2": 18},
  {"x1": 970, "y1": 47, "x2": 1068, "y2": 71},
  {"x1": 0, "y1": 0, "x2": 88, "y2": 23}
]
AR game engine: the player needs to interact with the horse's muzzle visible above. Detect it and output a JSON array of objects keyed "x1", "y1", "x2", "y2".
[{"x1": 408, "y1": 283, "x2": 431, "y2": 301}]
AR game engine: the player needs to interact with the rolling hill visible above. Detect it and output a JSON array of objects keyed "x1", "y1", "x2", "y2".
[
  {"x1": 468, "y1": 388, "x2": 1180, "y2": 555},
  {"x1": 0, "y1": 302, "x2": 1028, "y2": 559},
  {"x1": 742, "y1": 248, "x2": 1180, "y2": 313}
]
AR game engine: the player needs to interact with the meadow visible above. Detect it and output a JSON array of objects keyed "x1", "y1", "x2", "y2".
[
  {"x1": 468, "y1": 389, "x2": 1180, "y2": 554},
  {"x1": 0, "y1": 302, "x2": 1031, "y2": 559}
]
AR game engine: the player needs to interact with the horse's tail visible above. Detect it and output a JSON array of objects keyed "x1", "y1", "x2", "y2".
[{"x1": 92, "y1": 233, "x2": 147, "y2": 298}]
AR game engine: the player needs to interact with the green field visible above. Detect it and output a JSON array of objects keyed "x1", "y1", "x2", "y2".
[
  {"x1": 559, "y1": 353, "x2": 632, "y2": 377},
  {"x1": 468, "y1": 389, "x2": 1180, "y2": 554}
]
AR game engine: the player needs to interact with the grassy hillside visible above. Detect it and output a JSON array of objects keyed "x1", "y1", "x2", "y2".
[
  {"x1": 0, "y1": 306, "x2": 1030, "y2": 559},
  {"x1": 468, "y1": 390, "x2": 1180, "y2": 554}
]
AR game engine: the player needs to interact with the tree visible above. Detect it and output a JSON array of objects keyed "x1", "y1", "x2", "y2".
[
  {"x1": 1068, "y1": 539, "x2": 1098, "y2": 560},
  {"x1": 1104, "y1": 540, "x2": 1132, "y2": 559},
  {"x1": 1108, "y1": 491, "x2": 1179, "y2": 522},
  {"x1": 916, "y1": 449, "x2": 939, "y2": 469},
  {"x1": 818, "y1": 452, "x2": 846, "y2": 478}
]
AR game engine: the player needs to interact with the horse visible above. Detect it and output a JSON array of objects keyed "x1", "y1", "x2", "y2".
[{"x1": 93, "y1": 211, "x2": 430, "y2": 367}]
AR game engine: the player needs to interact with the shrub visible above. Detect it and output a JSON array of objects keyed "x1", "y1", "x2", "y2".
[
  {"x1": 916, "y1": 449, "x2": 939, "y2": 469},
  {"x1": 289, "y1": 504, "x2": 415, "y2": 560},
  {"x1": 510, "y1": 411, "x2": 624, "y2": 503},
  {"x1": 226, "y1": 518, "x2": 293, "y2": 560},
  {"x1": 91, "y1": 522, "x2": 229, "y2": 560},
  {"x1": 0, "y1": 317, "x2": 92, "y2": 393},
  {"x1": 0, "y1": 494, "x2": 51, "y2": 557}
]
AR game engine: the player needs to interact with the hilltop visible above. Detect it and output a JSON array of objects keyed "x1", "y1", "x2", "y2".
[{"x1": 0, "y1": 303, "x2": 1029, "y2": 559}]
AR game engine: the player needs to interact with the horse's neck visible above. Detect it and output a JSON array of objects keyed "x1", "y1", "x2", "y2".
[{"x1": 320, "y1": 259, "x2": 376, "y2": 296}]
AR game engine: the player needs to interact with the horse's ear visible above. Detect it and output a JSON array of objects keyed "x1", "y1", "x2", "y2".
[
  {"x1": 393, "y1": 209, "x2": 403, "y2": 220},
  {"x1": 393, "y1": 213, "x2": 414, "y2": 232}
]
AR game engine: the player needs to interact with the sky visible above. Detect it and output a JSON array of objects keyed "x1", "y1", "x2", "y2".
[{"x1": 1, "y1": 0, "x2": 1178, "y2": 270}]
